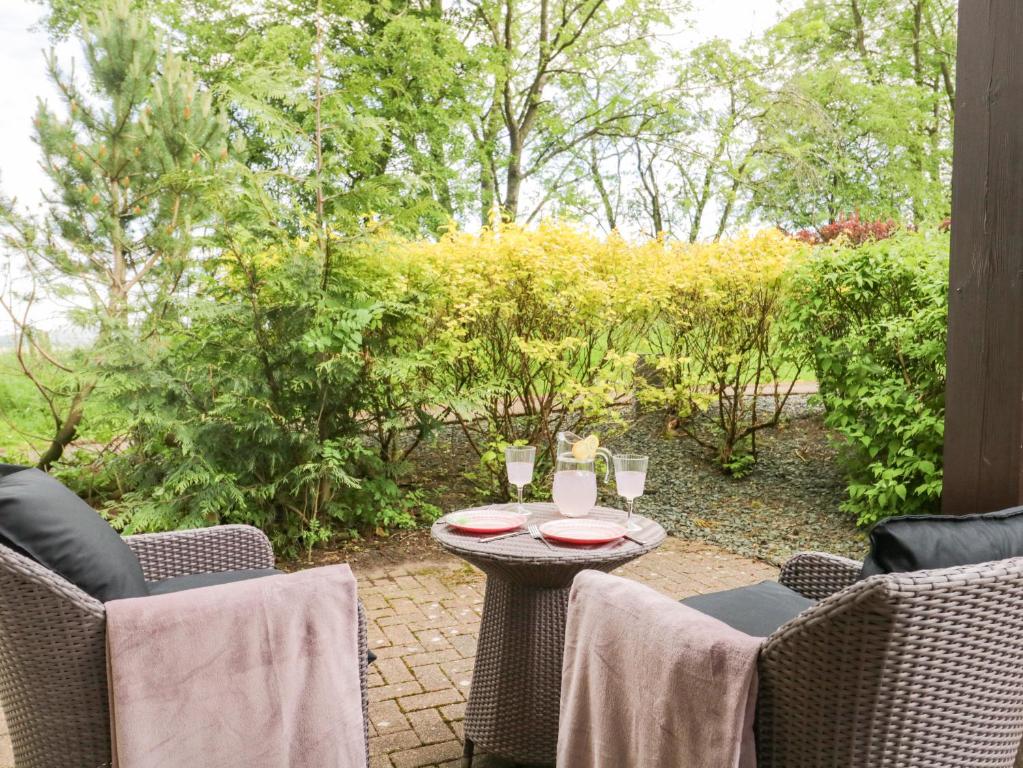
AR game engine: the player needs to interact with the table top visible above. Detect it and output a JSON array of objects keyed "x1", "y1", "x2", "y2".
[{"x1": 431, "y1": 503, "x2": 666, "y2": 571}]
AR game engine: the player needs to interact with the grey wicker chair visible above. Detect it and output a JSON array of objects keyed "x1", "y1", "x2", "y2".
[
  {"x1": 758, "y1": 551, "x2": 1023, "y2": 768},
  {"x1": 0, "y1": 524, "x2": 369, "y2": 768}
]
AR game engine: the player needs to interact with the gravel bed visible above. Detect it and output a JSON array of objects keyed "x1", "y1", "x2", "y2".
[
  {"x1": 599, "y1": 398, "x2": 867, "y2": 565},
  {"x1": 408, "y1": 395, "x2": 868, "y2": 567}
]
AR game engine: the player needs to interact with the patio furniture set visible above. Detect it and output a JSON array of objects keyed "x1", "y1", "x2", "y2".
[{"x1": 3, "y1": 460, "x2": 1023, "y2": 767}]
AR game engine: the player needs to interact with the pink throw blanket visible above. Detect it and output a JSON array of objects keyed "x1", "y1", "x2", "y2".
[
  {"x1": 558, "y1": 570, "x2": 761, "y2": 768},
  {"x1": 106, "y1": 565, "x2": 366, "y2": 768}
]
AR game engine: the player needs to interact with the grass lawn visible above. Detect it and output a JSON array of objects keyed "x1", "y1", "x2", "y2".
[
  {"x1": 0, "y1": 352, "x2": 118, "y2": 461},
  {"x1": 0, "y1": 353, "x2": 55, "y2": 459}
]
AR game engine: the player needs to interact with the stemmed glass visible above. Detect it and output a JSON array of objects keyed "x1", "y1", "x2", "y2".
[
  {"x1": 505, "y1": 446, "x2": 536, "y2": 516},
  {"x1": 613, "y1": 454, "x2": 649, "y2": 532}
]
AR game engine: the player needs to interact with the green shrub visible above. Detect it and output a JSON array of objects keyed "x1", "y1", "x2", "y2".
[
  {"x1": 98, "y1": 236, "x2": 442, "y2": 558},
  {"x1": 636, "y1": 230, "x2": 810, "y2": 472},
  {"x1": 406, "y1": 223, "x2": 651, "y2": 495},
  {"x1": 787, "y1": 231, "x2": 948, "y2": 526}
]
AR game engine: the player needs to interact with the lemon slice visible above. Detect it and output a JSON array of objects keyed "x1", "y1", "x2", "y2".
[{"x1": 572, "y1": 434, "x2": 600, "y2": 461}]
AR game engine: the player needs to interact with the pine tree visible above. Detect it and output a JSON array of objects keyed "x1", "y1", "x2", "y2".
[{"x1": 0, "y1": 0, "x2": 227, "y2": 469}]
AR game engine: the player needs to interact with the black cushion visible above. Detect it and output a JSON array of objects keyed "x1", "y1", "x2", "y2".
[
  {"x1": 861, "y1": 506, "x2": 1023, "y2": 577},
  {"x1": 681, "y1": 580, "x2": 816, "y2": 637},
  {"x1": 0, "y1": 464, "x2": 147, "y2": 603},
  {"x1": 147, "y1": 567, "x2": 284, "y2": 595}
]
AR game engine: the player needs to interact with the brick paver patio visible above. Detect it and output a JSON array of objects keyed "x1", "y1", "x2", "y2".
[{"x1": 0, "y1": 535, "x2": 775, "y2": 768}]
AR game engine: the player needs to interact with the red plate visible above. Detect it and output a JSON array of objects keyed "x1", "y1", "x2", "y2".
[
  {"x1": 539, "y1": 518, "x2": 627, "y2": 545},
  {"x1": 445, "y1": 510, "x2": 526, "y2": 534}
]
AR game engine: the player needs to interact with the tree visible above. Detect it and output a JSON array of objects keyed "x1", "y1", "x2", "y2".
[
  {"x1": 37, "y1": 0, "x2": 475, "y2": 235},
  {"x1": 568, "y1": 40, "x2": 761, "y2": 242},
  {"x1": 1, "y1": 0, "x2": 226, "y2": 469},
  {"x1": 465, "y1": 0, "x2": 682, "y2": 223},
  {"x1": 77, "y1": 2, "x2": 449, "y2": 556},
  {"x1": 750, "y1": 0, "x2": 955, "y2": 228}
]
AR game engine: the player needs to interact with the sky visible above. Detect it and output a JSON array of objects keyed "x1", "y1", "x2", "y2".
[{"x1": 0, "y1": 0, "x2": 790, "y2": 335}]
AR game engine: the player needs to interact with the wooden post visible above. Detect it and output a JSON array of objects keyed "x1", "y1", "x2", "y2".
[{"x1": 943, "y1": 1, "x2": 1023, "y2": 515}]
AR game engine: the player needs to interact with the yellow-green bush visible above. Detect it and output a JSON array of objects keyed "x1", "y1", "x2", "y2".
[
  {"x1": 635, "y1": 230, "x2": 810, "y2": 473},
  {"x1": 402, "y1": 223, "x2": 658, "y2": 492},
  {"x1": 399, "y1": 225, "x2": 808, "y2": 487}
]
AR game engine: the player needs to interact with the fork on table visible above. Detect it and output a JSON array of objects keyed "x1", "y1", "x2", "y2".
[{"x1": 528, "y1": 523, "x2": 554, "y2": 550}]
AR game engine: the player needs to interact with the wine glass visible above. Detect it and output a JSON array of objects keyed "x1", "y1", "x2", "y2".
[
  {"x1": 613, "y1": 454, "x2": 648, "y2": 532},
  {"x1": 505, "y1": 446, "x2": 536, "y2": 516}
]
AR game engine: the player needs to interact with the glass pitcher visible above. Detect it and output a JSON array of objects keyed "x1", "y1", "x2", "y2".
[{"x1": 552, "y1": 432, "x2": 612, "y2": 518}]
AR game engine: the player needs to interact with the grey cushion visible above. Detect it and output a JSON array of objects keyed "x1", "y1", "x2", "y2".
[
  {"x1": 681, "y1": 580, "x2": 816, "y2": 637},
  {"x1": 148, "y1": 568, "x2": 283, "y2": 595},
  {"x1": 0, "y1": 464, "x2": 147, "y2": 603},
  {"x1": 861, "y1": 506, "x2": 1023, "y2": 577}
]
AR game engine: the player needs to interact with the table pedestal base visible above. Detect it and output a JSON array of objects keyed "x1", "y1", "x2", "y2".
[{"x1": 464, "y1": 578, "x2": 570, "y2": 765}]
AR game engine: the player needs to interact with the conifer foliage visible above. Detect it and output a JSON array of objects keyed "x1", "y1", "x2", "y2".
[{"x1": 1, "y1": 0, "x2": 225, "y2": 468}]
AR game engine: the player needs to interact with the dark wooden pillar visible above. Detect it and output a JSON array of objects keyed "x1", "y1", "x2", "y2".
[{"x1": 943, "y1": 1, "x2": 1023, "y2": 515}]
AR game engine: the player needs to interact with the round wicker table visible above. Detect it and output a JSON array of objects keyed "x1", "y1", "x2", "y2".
[{"x1": 432, "y1": 503, "x2": 665, "y2": 766}]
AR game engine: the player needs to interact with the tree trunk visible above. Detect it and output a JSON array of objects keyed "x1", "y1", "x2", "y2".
[
  {"x1": 36, "y1": 383, "x2": 95, "y2": 471},
  {"x1": 504, "y1": 140, "x2": 523, "y2": 222},
  {"x1": 588, "y1": 143, "x2": 617, "y2": 231},
  {"x1": 428, "y1": 136, "x2": 454, "y2": 217}
]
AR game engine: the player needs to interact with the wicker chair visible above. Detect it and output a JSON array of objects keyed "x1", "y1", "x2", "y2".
[
  {"x1": 0, "y1": 524, "x2": 369, "y2": 768},
  {"x1": 757, "y1": 551, "x2": 1023, "y2": 768}
]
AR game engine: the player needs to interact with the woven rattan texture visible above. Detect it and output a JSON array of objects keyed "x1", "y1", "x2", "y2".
[
  {"x1": 433, "y1": 503, "x2": 666, "y2": 763},
  {"x1": 766, "y1": 553, "x2": 1023, "y2": 768},
  {"x1": 464, "y1": 579, "x2": 571, "y2": 763},
  {"x1": 778, "y1": 551, "x2": 862, "y2": 600},
  {"x1": 0, "y1": 525, "x2": 368, "y2": 768},
  {"x1": 0, "y1": 546, "x2": 110, "y2": 768},
  {"x1": 433, "y1": 503, "x2": 666, "y2": 588},
  {"x1": 125, "y1": 524, "x2": 275, "y2": 581}
]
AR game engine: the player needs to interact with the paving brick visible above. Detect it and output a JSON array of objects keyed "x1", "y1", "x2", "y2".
[
  {"x1": 449, "y1": 719, "x2": 465, "y2": 742},
  {"x1": 412, "y1": 663, "x2": 453, "y2": 693},
  {"x1": 377, "y1": 612, "x2": 426, "y2": 628},
  {"x1": 448, "y1": 634, "x2": 477, "y2": 658},
  {"x1": 388, "y1": 740, "x2": 463, "y2": 768},
  {"x1": 369, "y1": 680, "x2": 423, "y2": 703},
  {"x1": 401, "y1": 648, "x2": 462, "y2": 668},
  {"x1": 369, "y1": 699, "x2": 411, "y2": 735},
  {"x1": 383, "y1": 623, "x2": 419, "y2": 646},
  {"x1": 406, "y1": 707, "x2": 454, "y2": 745},
  {"x1": 388, "y1": 596, "x2": 419, "y2": 612},
  {"x1": 439, "y1": 701, "x2": 466, "y2": 722},
  {"x1": 362, "y1": 594, "x2": 390, "y2": 611},
  {"x1": 370, "y1": 729, "x2": 422, "y2": 755},
  {"x1": 374, "y1": 643, "x2": 425, "y2": 659},
  {"x1": 398, "y1": 687, "x2": 463, "y2": 712},
  {"x1": 440, "y1": 655, "x2": 474, "y2": 671},
  {"x1": 405, "y1": 611, "x2": 459, "y2": 632},
  {"x1": 413, "y1": 629, "x2": 454, "y2": 651},
  {"x1": 377, "y1": 657, "x2": 415, "y2": 685}
]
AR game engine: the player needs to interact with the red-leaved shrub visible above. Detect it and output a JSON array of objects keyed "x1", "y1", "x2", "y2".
[{"x1": 794, "y1": 213, "x2": 899, "y2": 246}]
